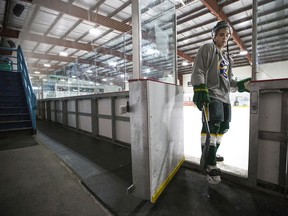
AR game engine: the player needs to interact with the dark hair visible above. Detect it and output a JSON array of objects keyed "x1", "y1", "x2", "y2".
[{"x1": 211, "y1": 21, "x2": 232, "y2": 38}]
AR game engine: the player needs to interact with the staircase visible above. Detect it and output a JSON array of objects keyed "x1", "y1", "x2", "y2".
[{"x1": 0, "y1": 46, "x2": 37, "y2": 138}]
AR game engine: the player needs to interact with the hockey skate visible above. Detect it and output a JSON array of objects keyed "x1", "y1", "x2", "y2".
[
  {"x1": 216, "y1": 154, "x2": 224, "y2": 162},
  {"x1": 206, "y1": 165, "x2": 221, "y2": 184},
  {"x1": 200, "y1": 106, "x2": 222, "y2": 184}
]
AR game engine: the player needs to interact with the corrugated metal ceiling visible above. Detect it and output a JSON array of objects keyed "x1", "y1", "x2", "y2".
[{"x1": 0, "y1": 0, "x2": 287, "y2": 82}]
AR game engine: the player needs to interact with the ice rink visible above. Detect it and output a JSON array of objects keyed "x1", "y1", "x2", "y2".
[{"x1": 184, "y1": 105, "x2": 250, "y2": 177}]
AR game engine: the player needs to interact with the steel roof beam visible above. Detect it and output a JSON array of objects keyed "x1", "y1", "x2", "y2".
[
  {"x1": 0, "y1": 28, "x2": 20, "y2": 38},
  {"x1": 33, "y1": 0, "x2": 131, "y2": 33},
  {"x1": 33, "y1": 0, "x2": 194, "y2": 63},
  {"x1": 20, "y1": 32, "x2": 93, "y2": 51}
]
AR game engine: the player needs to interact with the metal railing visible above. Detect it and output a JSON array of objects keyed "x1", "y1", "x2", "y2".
[{"x1": 0, "y1": 45, "x2": 37, "y2": 132}]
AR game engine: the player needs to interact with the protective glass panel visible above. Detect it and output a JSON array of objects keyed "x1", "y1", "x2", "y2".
[
  {"x1": 256, "y1": 0, "x2": 288, "y2": 80},
  {"x1": 140, "y1": 1, "x2": 177, "y2": 83}
]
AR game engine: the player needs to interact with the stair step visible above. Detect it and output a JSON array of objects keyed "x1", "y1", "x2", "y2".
[
  {"x1": 0, "y1": 113, "x2": 29, "y2": 116},
  {"x1": 0, "y1": 85, "x2": 24, "y2": 90},
  {"x1": 0, "y1": 127, "x2": 35, "y2": 138},
  {"x1": 0, "y1": 107, "x2": 29, "y2": 109},
  {"x1": 0, "y1": 126, "x2": 33, "y2": 132},
  {"x1": 0, "y1": 79, "x2": 22, "y2": 85},
  {"x1": 0, "y1": 120, "x2": 31, "y2": 124},
  {"x1": 0, "y1": 108, "x2": 29, "y2": 114},
  {"x1": 0, "y1": 88, "x2": 25, "y2": 93},
  {"x1": 0, "y1": 102, "x2": 28, "y2": 107},
  {"x1": 0, "y1": 96, "x2": 26, "y2": 102},
  {"x1": 0, "y1": 95, "x2": 26, "y2": 100},
  {"x1": 0, "y1": 120, "x2": 32, "y2": 130},
  {"x1": 0, "y1": 113, "x2": 30, "y2": 121},
  {"x1": 0, "y1": 69, "x2": 35, "y2": 135},
  {"x1": 0, "y1": 71, "x2": 21, "y2": 77}
]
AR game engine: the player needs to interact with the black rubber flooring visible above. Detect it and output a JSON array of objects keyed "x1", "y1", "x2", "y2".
[
  {"x1": 34, "y1": 119, "x2": 288, "y2": 216},
  {"x1": 0, "y1": 136, "x2": 38, "y2": 151}
]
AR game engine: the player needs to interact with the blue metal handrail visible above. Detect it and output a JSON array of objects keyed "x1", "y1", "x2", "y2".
[
  {"x1": 17, "y1": 45, "x2": 37, "y2": 132},
  {"x1": 0, "y1": 46, "x2": 37, "y2": 133}
]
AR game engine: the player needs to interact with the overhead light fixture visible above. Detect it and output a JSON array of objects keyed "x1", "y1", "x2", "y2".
[
  {"x1": 89, "y1": 28, "x2": 100, "y2": 35},
  {"x1": 59, "y1": 51, "x2": 68, "y2": 57},
  {"x1": 34, "y1": 71, "x2": 40, "y2": 74},
  {"x1": 145, "y1": 68, "x2": 151, "y2": 73},
  {"x1": 176, "y1": 0, "x2": 185, "y2": 6},
  {"x1": 182, "y1": 61, "x2": 188, "y2": 66},
  {"x1": 13, "y1": 4, "x2": 25, "y2": 17},
  {"x1": 44, "y1": 63, "x2": 51, "y2": 67},
  {"x1": 239, "y1": 50, "x2": 248, "y2": 55},
  {"x1": 108, "y1": 61, "x2": 117, "y2": 67}
]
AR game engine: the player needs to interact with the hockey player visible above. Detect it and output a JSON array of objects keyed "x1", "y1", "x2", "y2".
[{"x1": 191, "y1": 21, "x2": 250, "y2": 184}]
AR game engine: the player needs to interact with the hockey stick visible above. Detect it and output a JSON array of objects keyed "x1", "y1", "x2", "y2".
[{"x1": 199, "y1": 105, "x2": 210, "y2": 170}]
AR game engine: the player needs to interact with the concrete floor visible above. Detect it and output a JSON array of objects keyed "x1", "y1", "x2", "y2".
[
  {"x1": 0, "y1": 136, "x2": 111, "y2": 216},
  {"x1": 1, "y1": 119, "x2": 288, "y2": 216}
]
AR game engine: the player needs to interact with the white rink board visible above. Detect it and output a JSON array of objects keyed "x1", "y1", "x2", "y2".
[
  {"x1": 147, "y1": 81, "x2": 184, "y2": 200},
  {"x1": 129, "y1": 80, "x2": 184, "y2": 202}
]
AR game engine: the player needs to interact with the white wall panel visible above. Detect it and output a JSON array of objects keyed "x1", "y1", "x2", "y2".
[
  {"x1": 51, "y1": 111, "x2": 55, "y2": 121},
  {"x1": 99, "y1": 118, "x2": 112, "y2": 138},
  {"x1": 257, "y1": 140, "x2": 280, "y2": 184},
  {"x1": 68, "y1": 114, "x2": 76, "y2": 128},
  {"x1": 78, "y1": 99, "x2": 91, "y2": 113},
  {"x1": 116, "y1": 120, "x2": 130, "y2": 143},
  {"x1": 78, "y1": 115, "x2": 92, "y2": 132},
  {"x1": 55, "y1": 101, "x2": 62, "y2": 110},
  {"x1": 98, "y1": 98, "x2": 111, "y2": 115},
  {"x1": 257, "y1": 92, "x2": 282, "y2": 183},
  {"x1": 259, "y1": 93, "x2": 282, "y2": 132},
  {"x1": 56, "y1": 113, "x2": 63, "y2": 123},
  {"x1": 67, "y1": 100, "x2": 76, "y2": 112}
]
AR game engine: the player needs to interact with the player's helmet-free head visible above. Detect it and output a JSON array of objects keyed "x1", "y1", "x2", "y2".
[{"x1": 211, "y1": 21, "x2": 232, "y2": 39}]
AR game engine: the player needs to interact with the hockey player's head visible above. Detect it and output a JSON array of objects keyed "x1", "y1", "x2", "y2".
[{"x1": 212, "y1": 21, "x2": 232, "y2": 49}]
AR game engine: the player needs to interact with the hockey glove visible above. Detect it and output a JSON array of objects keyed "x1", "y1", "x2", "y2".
[
  {"x1": 193, "y1": 84, "x2": 210, "y2": 111},
  {"x1": 237, "y1": 78, "x2": 251, "y2": 93}
]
